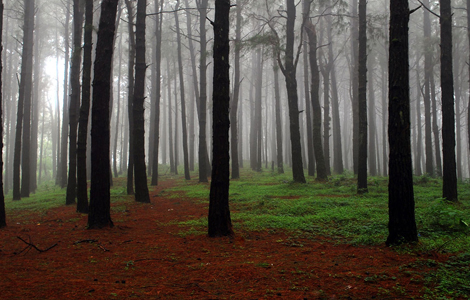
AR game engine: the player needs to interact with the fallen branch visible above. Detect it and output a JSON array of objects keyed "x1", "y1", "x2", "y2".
[
  {"x1": 74, "y1": 239, "x2": 98, "y2": 244},
  {"x1": 74, "y1": 239, "x2": 109, "y2": 252},
  {"x1": 17, "y1": 236, "x2": 58, "y2": 253}
]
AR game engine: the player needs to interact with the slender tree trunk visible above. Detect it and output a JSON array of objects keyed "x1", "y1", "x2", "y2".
[
  {"x1": 273, "y1": 57, "x2": 284, "y2": 174},
  {"x1": 174, "y1": 0, "x2": 190, "y2": 180},
  {"x1": 88, "y1": 0, "x2": 118, "y2": 229},
  {"x1": 151, "y1": 0, "x2": 164, "y2": 186},
  {"x1": 230, "y1": 0, "x2": 242, "y2": 179},
  {"x1": 30, "y1": 8, "x2": 42, "y2": 193},
  {"x1": 329, "y1": 18, "x2": 343, "y2": 174},
  {"x1": 305, "y1": 22, "x2": 327, "y2": 181},
  {"x1": 13, "y1": 0, "x2": 35, "y2": 200},
  {"x1": 208, "y1": 0, "x2": 233, "y2": 237},
  {"x1": 423, "y1": 0, "x2": 433, "y2": 176},
  {"x1": 168, "y1": 60, "x2": 175, "y2": 173},
  {"x1": 367, "y1": 54, "x2": 377, "y2": 176},
  {"x1": 125, "y1": 0, "x2": 135, "y2": 195},
  {"x1": 66, "y1": 0, "x2": 84, "y2": 205},
  {"x1": 59, "y1": 0, "x2": 71, "y2": 189},
  {"x1": 440, "y1": 0, "x2": 458, "y2": 201},
  {"x1": 357, "y1": 0, "x2": 368, "y2": 193},
  {"x1": 198, "y1": 0, "x2": 209, "y2": 182},
  {"x1": 20, "y1": 0, "x2": 35, "y2": 198},
  {"x1": 387, "y1": 0, "x2": 418, "y2": 246},
  {"x1": 113, "y1": 35, "x2": 122, "y2": 178},
  {"x1": 278, "y1": 0, "x2": 306, "y2": 183},
  {"x1": 77, "y1": 0, "x2": 93, "y2": 213},
  {"x1": 431, "y1": 71, "x2": 442, "y2": 176},
  {"x1": 132, "y1": 0, "x2": 150, "y2": 203},
  {"x1": 350, "y1": 0, "x2": 359, "y2": 175},
  {"x1": 0, "y1": 0, "x2": 6, "y2": 228},
  {"x1": 414, "y1": 57, "x2": 423, "y2": 176}
]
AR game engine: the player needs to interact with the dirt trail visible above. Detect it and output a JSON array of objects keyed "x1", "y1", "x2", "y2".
[{"x1": 0, "y1": 178, "x2": 447, "y2": 299}]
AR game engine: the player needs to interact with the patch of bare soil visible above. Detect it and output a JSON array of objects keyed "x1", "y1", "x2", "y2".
[{"x1": 0, "y1": 178, "x2": 449, "y2": 299}]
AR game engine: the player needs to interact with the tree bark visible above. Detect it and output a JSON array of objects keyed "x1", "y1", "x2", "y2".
[
  {"x1": 278, "y1": 0, "x2": 306, "y2": 183},
  {"x1": 198, "y1": 0, "x2": 210, "y2": 182},
  {"x1": 440, "y1": 0, "x2": 458, "y2": 201},
  {"x1": 133, "y1": 0, "x2": 150, "y2": 203},
  {"x1": 125, "y1": 0, "x2": 135, "y2": 195},
  {"x1": 305, "y1": 22, "x2": 327, "y2": 181},
  {"x1": 174, "y1": 0, "x2": 190, "y2": 180},
  {"x1": 151, "y1": 0, "x2": 164, "y2": 186},
  {"x1": 273, "y1": 57, "x2": 284, "y2": 174},
  {"x1": 88, "y1": 0, "x2": 118, "y2": 229},
  {"x1": 66, "y1": 0, "x2": 84, "y2": 205},
  {"x1": 77, "y1": 0, "x2": 93, "y2": 214},
  {"x1": 387, "y1": 1, "x2": 418, "y2": 245},
  {"x1": 230, "y1": 0, "x2": 242, "y2": 179},
  {"x1": 423, "y1": 0, "x2": 433, "y2": 176},
  {"x1": 0, "y1": 0, "x2": 5, "y2": 228},
  {"x1": 357, "y1": 0, "x2": 368, "y2": 193},
  {"x1": 13, "y1": 0, "x2": 35, "y2": 200},
  {"x1": 208, "y1": 0, "x2": 233, "y2": 237}
]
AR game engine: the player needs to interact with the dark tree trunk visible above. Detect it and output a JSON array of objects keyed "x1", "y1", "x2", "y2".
[
  {"x1": 132, "y1": 0, "x2": 150, "y2": 203},
  {"x1": 151, "y1": 0, "x2": 163, "y2": 186},
  {"x1": 0, "y1": 0, "x2": 5, "y2": 228},
  {"x1": 431, "y1": 71, "x2": 442, "y2": 176},
  {"x1": 168, "y1": 60, "x2": 175, "y2": 173},
  {"x1": 367, "y1": 54, "x2": 377, "y2": 176},
  {"x1": 66, "y1": 0, "x2": 84, "y2": 205},
  {"x1": 88, "y1": 0, "x2": 118, "y2": 229},
  {"x1": 350, "y1": 0, "x2": 359, "y2": 175},
  {"x1": 278, "y1": 0, "x2": 306, "y2": 183},
  {"x1": 305, "y1": 23, "x2": 327, "y2": 181},
  {"x1": 230, "y1": 0, "x2": 242, "y2": 179},
  {"x1": 13, "y1": 0, "x2": 35, "y2": 200},
  {"x1": 77, "y1": 0, "x2": 93, "y2": 214},
  {"x1": 273, "y1": 57, "x2": 284, "y2": 174},
  {"x1": 30, "y1": 13, "x2": 41, "y2": 194},
  {"x1": 414, "y1": 57, "x2": 423, "y2": 176},
  {"x1": 208, "y1": 0, "x2": 233, "y2": 237},
  {"x1": 423, "y1": 0, "x2": 433, "y2": 176},
  {"x1": 467, "y1": 0, "x2": 470, "y2": 169},
  {"x1": 20, "y1": 0, "x2": 35, "y2": 198},
  {"x1": 125, "y1": 0, "x2": 135, "y2": 195},
  {"x1": 174, "y1": 0, "x2": 190, "y2": 180},
  {"x1": 439, "y1": 0, "x2": 458, "y2": 201},
  {"x1": 357, "y1": 0, "x2": 367, "y2": 193},
  {"x1": 254, "y1": 50, "x2": 263, "y2": 172},
  {"x1": 58, "y1": 0, "x2": 71, "y2": 188},
  {"x1": 113, "y1": 35, "x2": 122, "y2": 178},
  {"x1": 329, "y1": 14, "x2": 343, "y2": 174},
  {"x1": 302, "y1": 0, "x2": 314, "y2": 177},
  {"x1": 386, "y1": 1, "x2": 418, "y2": 246},
  {"x1": 198, "y1": 0, "x2": 209, "y2": 182}
]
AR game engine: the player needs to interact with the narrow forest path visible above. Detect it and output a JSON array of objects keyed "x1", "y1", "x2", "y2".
[{"x1": 0, "y1": 178, "x2": 450, "y2": 299}]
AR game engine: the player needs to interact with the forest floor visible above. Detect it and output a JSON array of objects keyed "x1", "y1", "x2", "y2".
[{"x1": 0, "y1": 177, "x2": 457, "y2": 299}]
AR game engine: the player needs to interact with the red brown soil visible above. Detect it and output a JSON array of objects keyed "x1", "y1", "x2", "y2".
[{"x1": 0, "y1": 178, "x2": 448, "y2": 299}]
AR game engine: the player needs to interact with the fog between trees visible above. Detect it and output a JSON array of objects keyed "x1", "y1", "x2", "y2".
[{"x1": 0, "y1": 0, "x2": 466, "y2": 240}]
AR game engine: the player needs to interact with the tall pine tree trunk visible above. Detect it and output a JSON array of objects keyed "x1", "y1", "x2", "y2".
[
  {"x1": 133, "y1": 0, "x2": 150, "y2": 203},
  {"x1": 440, "y1": 0, "x2": 458, "y2": 201},
  {"x1": 387, "y1": 0, "x2": 418, "y2": 246},
  {"x1": 77, "y1": 0, "x2": 93, "y2": 214},
  {"x1": 125, "y1": 0, "x2": 135, "y2": 195},
  {"x1": 88, "y1": 0, "x2": 119, "y2": 229},
  {"x1": 174, "y1": 0, "x2": 190, "y2": 180},
  {"x1": 305, "y1": 22, "x2": 327, "y2": 181},
  {"x1": 208, "y1": 0, "x2": 233, "y2": 237},
  {"x1": 66, "y1": 0, "x2": 84, "y2": 205}
]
